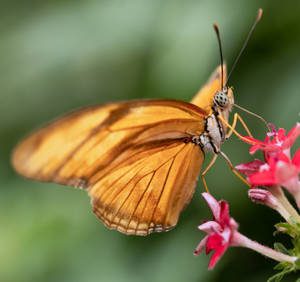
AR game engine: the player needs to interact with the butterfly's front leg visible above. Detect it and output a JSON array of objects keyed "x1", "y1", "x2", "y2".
[{"x1": 225, "y1": 112, "x2": 253, "y2": 140}]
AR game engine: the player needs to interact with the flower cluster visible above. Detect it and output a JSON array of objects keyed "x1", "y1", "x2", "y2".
[
  {"x1": 194, "y1": 123, "x2": 300, "y2": 280},
  {"x1": 236, "y1": 123, "x2": 300, "y2": 205},
  {"x1": 194, "y1": 193, "x2": 296, "y2": 269}
]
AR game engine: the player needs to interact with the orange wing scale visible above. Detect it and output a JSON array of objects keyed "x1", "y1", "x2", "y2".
[{"x1": 12, "y1": 65, "x2": 225, "y2": 236}]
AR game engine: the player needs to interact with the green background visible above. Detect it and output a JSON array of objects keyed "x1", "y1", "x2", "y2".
[{"x1": 1, "y1": 1, "x2": 300, "y2": 281}]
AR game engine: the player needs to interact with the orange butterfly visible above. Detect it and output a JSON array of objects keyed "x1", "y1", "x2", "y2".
[{"x1": 11, "y1": 10, "x2": 263, "y2": 236}]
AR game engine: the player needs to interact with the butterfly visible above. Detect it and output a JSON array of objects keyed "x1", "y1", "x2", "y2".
[
  {"x1": 11, "y1": 9, "x2": 263, "y2": 236},
  {"x1": 12, "y1": 65, "x2": 233, "y2": 235}
]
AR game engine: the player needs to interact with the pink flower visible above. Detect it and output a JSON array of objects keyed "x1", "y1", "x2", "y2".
[
  {"x1": 194, "y1": 193, "x2": 238, "y2": 269},
  {"x1": 249, "y1": 151, "x2": 300, "y2": 192},
  {"x1": 194, "y1": 193, "x2": 297, "y2": 267},
  {"x1": 236, "y1": 149, "x2": 300, "y2": 195},
  {"x1": 242, "y1": 123, "x2": 300, "y2": 159},
  {"x1": 236, "y1": 122, "x2": 300, "y2": 207}
]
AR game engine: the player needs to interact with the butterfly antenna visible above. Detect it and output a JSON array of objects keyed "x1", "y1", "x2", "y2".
[
  {"x1": 226, "y1": 8, "x2": 263, "y2": 85},
  {"x1": 213, "y1": 24, "x2": 224, "y2": 90}
]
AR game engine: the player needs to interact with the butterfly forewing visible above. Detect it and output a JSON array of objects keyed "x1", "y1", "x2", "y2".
[
  {"x1": 191, "y1": 64, "x2": 227, "y2": 110},
  {"x1": 12, "y1": 99, "x2": 206, "y2": 235}
]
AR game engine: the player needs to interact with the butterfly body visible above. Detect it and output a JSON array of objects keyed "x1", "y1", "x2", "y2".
[
  {"x1": 191, "y1": 83, "x2": 234, "y2": 154},
  {"x1": 12, "y1": 65, "x2": 233, "y2": 236},
  {"x1": 191, "y1": 109, "x2": 225, "y2": 154}
]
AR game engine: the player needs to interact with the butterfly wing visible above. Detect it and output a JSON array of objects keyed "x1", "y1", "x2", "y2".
[
  {"x1": 12, "y1": 99, "x2": 205, "y2": 235},
  {"x1": 90, "y1": 139, "x2": 203, "y2": 235},
  {"x1": 191, "y1": 64, "x2": 227, "y2": 110}
]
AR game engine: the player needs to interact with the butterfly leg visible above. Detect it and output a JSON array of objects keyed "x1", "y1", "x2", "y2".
[
  {"x1": 219, "y1": 151, "x2": 251, "y2": 187},
  {"x1": 225, "y1": 112, "x2": 253, "y2": 140},
  {"x1": 217, "y1": 115, "x2": 255, "y2": 187},
  {"x1": 217, "y1": 114, "x2": 258, "y2": 145},
  {"x1": 201, "y1": 154, "x2": 218, "y2": 193}
]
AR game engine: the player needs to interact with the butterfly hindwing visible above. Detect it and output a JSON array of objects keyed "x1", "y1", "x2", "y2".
[{"x1": 90, "y1": 140, "x2": 204, "y2": 235}]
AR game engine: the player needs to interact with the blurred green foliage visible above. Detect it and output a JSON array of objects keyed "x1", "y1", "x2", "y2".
[{"x1": 1, "y1": 0, "x2": 300, "y2": 281}]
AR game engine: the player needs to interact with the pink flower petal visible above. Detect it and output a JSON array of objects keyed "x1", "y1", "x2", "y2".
[
  {"x1": 206, "y1": 233, "x2": 223, "y2": 254},
  {"x1": 249, "y1": 171, "x2": 276, "y2": 186},
  {"x1": 202, "y1": 193, "x2": 220, "y2": 221},
  {"x1": 208, "y1": 244, "x2": 228, "y2": 269},
  {"x1": 269, "y1": 123, "x2": 276, "y2": 134},
  {"x1": 249, "y1": 144, "x2": 263, "y2": 154},
  {"x1": 221, "y1": 227, "x2": 232, "y2": 244},
  {"x1": 277, "y1": 128, "x2": 286, "y2": 142},
  {"x1": 275, "y1": 161, "x2": 298, "y2": 185},
  {"x1": 282, "y1": 178, "x2": 300, "y2": 195},
  {"x1": 263, "y1": 144, "x2": 282, "y2": 153},
  {"x1": 194, "y1": 235, "x2": 208, "y2": 255},
  {"x1": 219, "y1": 201, "x2": 230, "y2": 227},
  {"x1": 235, "y1": 160, "x2": 265, "y2": 176},
  {"x1": 292, "y1": 149, "x2": 300, "y2": 169},
  {"x1": 283, "y1": 123, "x2": 300, "y2": 149},
  {"x1": 229, "y1": 218, "x2": 239, "y2": 229},
  {"x1": 198, "y1": 221, "x2": 221, "y2": 234},
  {"x1": 277, "y1": 151, "x2": 290, "y2": 163}
]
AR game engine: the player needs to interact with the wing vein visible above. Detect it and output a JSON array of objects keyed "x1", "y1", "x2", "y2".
[
  {"x1": 111, "y1": 170, "x2": 155, "y2": 228},
  {"x1": 89, "y1": 139, "x2": 182, "y2": 186},
  {"x1": 149, "y1": 156, "x2": 176, "y2": 232},
  {"x1": 100, "y1": 166, "x2": 145, "y2": 221},
  {"x1": 135, "y1": 144, "x2": 187, "y2": 234},
  {"x1": 130, "y1": 171, "x2": 156, "y2": 233},
  {"x1": 109, "y1": 118, "x2": 200, "y2": 132}
]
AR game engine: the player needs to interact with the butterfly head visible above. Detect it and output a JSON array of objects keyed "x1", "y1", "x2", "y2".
[
  {"x1": 213, "y1": 86, "x2": 234, "y2": 109},
  {"x1": 213, "y1": 86, "x2": 234, "y2": 132},
  {"x1": 214, "y1": 88, "x2": 229, "y2": 108}
]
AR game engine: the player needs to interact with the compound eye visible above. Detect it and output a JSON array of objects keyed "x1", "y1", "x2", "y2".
[{"x1": 214, "y1": 91, "x2": 229, "y2": 108}]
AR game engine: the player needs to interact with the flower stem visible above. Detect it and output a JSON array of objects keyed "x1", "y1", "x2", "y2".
[
  {"x1": 293, "y1": 183, "x2": 300, "y2": 210},
  {"x1": 271, "y1": 185, "x2": 300, "y2": 223},
  {"x1": 232, "y1": 232, "x2": 297, "y2": 263}
]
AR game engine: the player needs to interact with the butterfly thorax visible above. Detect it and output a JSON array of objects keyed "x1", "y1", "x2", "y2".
[
  {"x1": 191, "y1": 86, "x2": 234, "y2": 154},
  {"x1": 191, "y1": 108, "x2": 224, "y2": 154}
]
